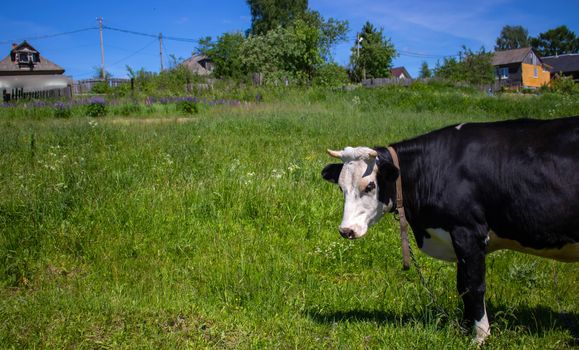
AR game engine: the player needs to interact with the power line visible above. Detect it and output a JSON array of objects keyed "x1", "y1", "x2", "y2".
[
  {"x1": 0, "y1": 27, "x2": 97, "y2": 45},
  {"x1": 109, "y1": 38, "x2": 158, "y2": 67},
  {"x1": 104, "y1": 44, "x2": 158, "y2": 57},
  {"x1": 345, "y1": 35, "x2": 456, "y2": 60},
  {"x1": 398, "y1": 50, "x2": 457, "y2": 59},
  {"x1": 102, "y1": 25, "x2": 198, "y2": 43}
]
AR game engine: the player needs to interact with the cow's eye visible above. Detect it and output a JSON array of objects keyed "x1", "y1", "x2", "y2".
[{"x1": 364, "y1": 182, "x2": 376, "y2": 193}]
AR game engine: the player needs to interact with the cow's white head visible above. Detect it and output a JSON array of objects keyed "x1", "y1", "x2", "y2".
[{"x1": 322, "y1": 146, "x2": 399, "y2": 239}]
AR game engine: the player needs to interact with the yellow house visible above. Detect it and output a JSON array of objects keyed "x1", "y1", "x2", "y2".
[{"x1": 492, "y1": 47, "x2": 551, "y2": 89}]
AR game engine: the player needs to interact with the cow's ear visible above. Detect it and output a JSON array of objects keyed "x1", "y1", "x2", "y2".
[
  {"x1": 321, "y1": 163, "x2": 343, "y2": 184},
  {"x1": 377, "y1": 158, "x2": 399, "y2": 182}
]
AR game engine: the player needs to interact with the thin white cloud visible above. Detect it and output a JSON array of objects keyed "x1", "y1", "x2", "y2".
[
  {"x1": 312, "y1": 0, "x2": 513, "y2": 48},
  {"x1": 0, "y1": 17, "x2": 60, "y2": 43}
]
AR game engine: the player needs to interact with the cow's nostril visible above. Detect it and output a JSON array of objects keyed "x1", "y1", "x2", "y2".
[{"x1": 339, "y1": 227, "x2": 355, "y2": 239}]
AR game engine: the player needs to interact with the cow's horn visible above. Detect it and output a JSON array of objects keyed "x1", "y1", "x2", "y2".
[
  {"x1": 368, "y1": 149, "x2": 378, "y2": 159},
  {"x1": 327, "y1": 149, "x2": 343, "y2": 159}
]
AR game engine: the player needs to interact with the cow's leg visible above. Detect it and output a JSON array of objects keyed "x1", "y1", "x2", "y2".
[{"x1": 452, "y1": 226, "x2": 489, "y2": 345}]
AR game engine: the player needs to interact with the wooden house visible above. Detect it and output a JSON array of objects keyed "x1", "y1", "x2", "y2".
[
  {"x1": 181, "y1": 54, "x2": 214, "y2": 75},
  {"x1": 0, "y1": 41, "x2": 71, "y2": 98},
  {"x1": 492, "y1": 47, "x2": 550, "y2": 89},
  {"x1": 390, "y1": 66, "x2": 412, "y2": 80}
]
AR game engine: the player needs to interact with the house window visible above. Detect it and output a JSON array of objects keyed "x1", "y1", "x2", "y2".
[
  {"x1": 534, "y1": 67, "x2": 538, "y2": 78},
  {"x1": 497, "y1": 67, "x2": 509, "y2": 79},
  {"x1": 19, "y1": 53, "x2": 29, "y2": 62}
]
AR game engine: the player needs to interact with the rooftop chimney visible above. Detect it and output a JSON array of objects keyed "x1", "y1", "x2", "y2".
[{"x1": 12, "y1": 43, "x2": 18, "y2": 50}]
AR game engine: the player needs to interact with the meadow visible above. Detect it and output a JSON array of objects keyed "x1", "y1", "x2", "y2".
[{"x1": 1, "y1": 85, "x2": 578, "y2": 349}]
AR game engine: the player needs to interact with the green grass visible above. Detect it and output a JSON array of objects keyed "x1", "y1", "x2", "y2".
[{"x1": 1, "y1": 87, "x2": 578, "y2": 349}]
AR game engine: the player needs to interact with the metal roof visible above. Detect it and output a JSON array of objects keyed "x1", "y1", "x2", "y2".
[{"x1": 542, "y1": 54, "x2": 579, "y2": 74}]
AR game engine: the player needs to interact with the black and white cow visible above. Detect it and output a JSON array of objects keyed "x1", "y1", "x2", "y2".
[{"x1": 322, "y1": 116, "x2": 579, "y2": 344}]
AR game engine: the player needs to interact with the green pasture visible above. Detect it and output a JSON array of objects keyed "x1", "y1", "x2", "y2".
[{"x1": 1, "y1": 87, "x2": 578, "y2": 349}]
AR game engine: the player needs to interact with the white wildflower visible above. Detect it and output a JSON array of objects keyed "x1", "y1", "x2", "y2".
[
  {"x1": 242, "y1": 172, "x2": 255, "y2": 185},
  {"x1": 287, "y1": 163, "x2": 300, "y2": 173},
  {"x1": 229, "y1": 159, "x2": 241, "y2": 172},
  {"x1": 271, "y1": 169, "x2": 285, "y2": 179},
  {"x1": 164, "y1": 153, "x2": 174, "y2": 166}
]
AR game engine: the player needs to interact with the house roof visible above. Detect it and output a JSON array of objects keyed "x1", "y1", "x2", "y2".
[
  {"x1": 181, "y1": 54, "x2": 212, "y2": 75},
  {"x1": 542, "y1": 54, "x2": 579, "y2": 74},
  {"x1": 0, "y1": 41, "x2": 65, "y2": 75},
  {"x1": 492, "y1": 47, "x2": 537, "y2": 66},
  {"x1": 390, "y1": 66, "x2": 412, "y2": 79}
]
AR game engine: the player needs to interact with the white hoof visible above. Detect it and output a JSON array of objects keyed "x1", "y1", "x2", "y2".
[{"x1": 473, "y1": 311, "x2": 490, "y2": 345}]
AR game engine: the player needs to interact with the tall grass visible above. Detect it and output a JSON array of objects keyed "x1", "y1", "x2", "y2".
[{"x1": 1, "y1": 87, "x2": 578, "y2": 349}]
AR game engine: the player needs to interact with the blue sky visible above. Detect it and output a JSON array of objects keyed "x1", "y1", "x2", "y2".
[{"x1": 1, "y1": 0, "x2": 577, "y2": 79}]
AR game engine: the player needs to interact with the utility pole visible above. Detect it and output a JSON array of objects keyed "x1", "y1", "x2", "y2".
[
  {"x1": 97, "y1": 17, "x2": 105, "y2": 80},
  {"x1": 159, "y1": 33, "x2": 164, "y2": 72},
  {"x1": 357, "y1": 34, "x2": 365, "y2": 80},
  {"x1": 357, "y1": 33, "x2": 360, "y2": 60}
]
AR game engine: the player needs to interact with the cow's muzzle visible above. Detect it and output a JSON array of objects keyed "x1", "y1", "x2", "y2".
[{"x1": 339, "y1": 227, "x2": 356, "y2": 239}]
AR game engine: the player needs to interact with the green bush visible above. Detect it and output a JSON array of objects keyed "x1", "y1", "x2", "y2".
[
  {"x1": 118, "y1": 103, "x2": 142, "y2": 116},
  {"x1": 91, "y1": 81, "x2": 111, "y2": 94},
  {"x1": 86, "y1": 99, "x2": 107, "y2": 117},
  {"x1": 313, "y1": 63, "x2": 349, "y2": 87},
  {"x1": 176, "y1": 100, "x2": 199, "y2": 115},
  {"x1": 549, "y1": 74, "x2": 578, "y2": 95},
  {"x1": 52, "y1": 103, "x2": 72, "y2": 118}
]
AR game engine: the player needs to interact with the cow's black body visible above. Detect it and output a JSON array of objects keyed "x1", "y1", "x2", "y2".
[{"x1": 374, "y1": 116, "x2": 579, "y2": 329}]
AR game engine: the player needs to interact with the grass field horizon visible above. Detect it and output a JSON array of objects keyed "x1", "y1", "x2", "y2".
[{"x1": 1, "y1": 87, "x2": 578, "y2": 349}]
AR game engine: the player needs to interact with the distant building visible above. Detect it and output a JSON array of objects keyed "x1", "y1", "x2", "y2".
[
  {"x1": 492, "y1": 47, "x2": 550, "y2": 89},
  {"x1": 542, "y1": 54, "x2": 579, "y2": 82},
  {"x1": 390, "y1": 66, "x2": 412, "y2": 80},
  {"x1": 181, "y1": 54, "x2": 214, "y2": 75},
  {"x1": 0, "y1": 41, "x2": 71, "y2": 95}
]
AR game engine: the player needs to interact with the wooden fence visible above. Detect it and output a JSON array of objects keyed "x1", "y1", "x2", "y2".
[
  {"x1": 361, "y1": 77, "x2": 496, "y2": 93},
  {"x1": 73, "y1": 78, "x2": 130, "y2": 94},
  {"x1": 2, "y1": 86, "x2": 72, "y2": 102},
  {"x1": 1, "y1": 78, "x2": 132, "y2": 102},
  {"x1": 361, "y1": 77, "x2": 415, "y2": 87}
]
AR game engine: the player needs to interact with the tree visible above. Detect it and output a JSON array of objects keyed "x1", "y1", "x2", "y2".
[
  {"x1": 461, "y1": 47, "x2": 494, "y2": 85},
  {"x1": 241, "y1": 19, "x2": 322, "y2": 84},
  {"x1": 531, "y1": 25, "x2": 579, "y2": 56},
  {"x1": 246, "y1": 0, "x2": 308, "y2": 35},
  {"x1": 246, "y1": 0, "x2": 348, "y2": 61},
  {"x1": 349, "y1": 22, "x2": 396, "y2": 81},
  {"x1": 419, "y1": 61, "x2": 432, "y2": 79},
  {"x1": 302, "y1": 10, "x2": 349, "y2": 61},
  {"x1": 167, "y1": 54, "x2": 185, "y2": 70},
  {"x1": 495, "y1": 25, "x2": 530, "y2": 51},
  {"x1": 93, "y1": 66, "x2": 111, "y2": 80},
  {"x1": 313, "y1": 62, "x2": 349, "y2": 86},
  {"x1": 196, "y1": 36, "x2": 213, "y2": 55},
  {"x1": 435, "y1": 46, "x2": 494, "y2": 85},
  {"x1": 199, "y1": 32, "x2": 247, "y2": 80},
  {"x1": 434, "y1": 57, "x2": 461, "y2": 82}
]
